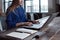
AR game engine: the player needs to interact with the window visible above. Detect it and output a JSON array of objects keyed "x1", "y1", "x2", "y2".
[
  {"x1": 32, "y1": 0, "x2": 39, "y2": 12},
  {"x1": 3, "y1": 0, "x2": 12, "y2": 12},
  {"x1": 25, "y1": 1, "x2": 31, "y2": 12},
  {"x1": 3, "y1": 0, "x2": 48, "y2": 13},
  {"x1": 41, "y1": 0, "x2": 48, "y2": 13},
  {"x1": 3, "y1": 0, "x2": 24, "y2": 12},
  {"x1": 25, "y1": 0, "x2": 39, "y2": 13},
  {"x1": 25, "y1": 0, "x2": 48, "y2": 13}
]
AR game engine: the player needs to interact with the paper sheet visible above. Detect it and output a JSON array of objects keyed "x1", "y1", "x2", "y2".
[
  {"x1": 6, "y1": 32, "x2": 30, "y2": 39},
  {"x1": 16, "y1": 28, "x2": 37, "y2": 34}
]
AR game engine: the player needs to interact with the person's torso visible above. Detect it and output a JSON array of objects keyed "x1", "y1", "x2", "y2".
[{"x1": 12, "y1": 6, "x2": 27, "y2": 23}]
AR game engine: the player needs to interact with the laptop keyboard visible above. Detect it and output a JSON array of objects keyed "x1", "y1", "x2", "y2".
[{"x1": 22, "y1": 16, "x2": 50, "y2": 29}]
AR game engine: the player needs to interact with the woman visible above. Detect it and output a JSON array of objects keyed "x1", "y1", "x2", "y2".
[{"x1": 6, "y1": 0, "x2": 39, "y2": 29}]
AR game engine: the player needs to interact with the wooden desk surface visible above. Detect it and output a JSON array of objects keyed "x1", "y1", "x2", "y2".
[
  {"x1": 49, "y1": 29, "x2": 60, "y2": 40},
  {"x1": 0, "y1": 28, "x2": 38, "y2": 40},
  {"x1": 0, "y1": 28, "x2": 17, "y2": 40}
]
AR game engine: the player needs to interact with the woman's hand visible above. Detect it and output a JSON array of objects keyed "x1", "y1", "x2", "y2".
[
  {"x1": 32, "y1": 20, "x2": 40, "y2": 24},
  {"x1": 24, "y1": 22, "x2": 33, "y2": 26}
]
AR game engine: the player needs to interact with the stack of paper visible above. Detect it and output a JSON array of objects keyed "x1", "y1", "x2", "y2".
[
  {"x1": 16, "y1": 28, "x2": 37, "y2": 34},
  {"x1": 6, "y1": 32, "x2": 30, "y2": 39}
]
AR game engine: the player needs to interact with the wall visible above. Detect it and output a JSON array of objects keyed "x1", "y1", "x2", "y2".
[
  {"x1": 59, "y1": 0, "x2": 60, "y2": 4},
  {"x1": 48, "y1": 0, "x2": 56, "y2": 13},
  {"x1": 0, "y1": 0, "x2": 2, "y2": 14},
  {"x1": 57, "y1": 0, "x2": 60, "y2": 4},
  {"x1": 42, "y1": 0, "x2": 57, "y2": 17},
  {"x1": 0, "y1": 0, "x2": 2, "y2": 10}
]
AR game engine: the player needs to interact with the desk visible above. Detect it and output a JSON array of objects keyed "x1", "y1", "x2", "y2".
[
  {"x1": 0, "y1": 29, "x2": 47, "y2": 40},
  {"x1": 0, "y1": 15, "x2": 54, "y2": 40},
  {"x1": 0, "y1": 16, "x2": 50, "y2": 40},
  {"x1": 49, "y1": 29, "x2": 60, "y2": 40}
]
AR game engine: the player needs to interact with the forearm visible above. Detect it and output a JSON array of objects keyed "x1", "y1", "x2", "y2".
[
  {"x1": 16, "y1": 22, "x2": 25, "y2": 27},
  {"x1": 16, "y1": 22, "x2": 33, "y2": 27}
]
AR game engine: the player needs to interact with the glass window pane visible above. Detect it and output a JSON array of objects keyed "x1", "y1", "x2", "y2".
[
  {"x1": 32, "y1": 0, "x2": 39, "y2": 12},
  {"x1": 41, "y1": 0, "x2": 48, "y2": 13},
  {"x1": 25, "y1": 1, "x2": 31, "y2": 12},
  {"x1": 5, "y1": 0, "x2": 12, "y2": 2},
  {"x1": 5, "y1": 2, "x2": 9, "y2": 11},
  {"x1": 25, "y1": 0, "x2": 39, "y2": 13},
  {"x1": 5, "y1": 0, "x2": 9, "y2": 2},
  {"x1": 4, "y1": 0, "x2": 12, "y2": 12}
]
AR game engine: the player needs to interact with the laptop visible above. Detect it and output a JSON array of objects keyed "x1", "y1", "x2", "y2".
[{"x1": 20, "y1": 12, "x2": 59, "y2": 30}]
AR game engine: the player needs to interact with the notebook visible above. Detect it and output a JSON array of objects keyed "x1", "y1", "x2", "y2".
[
  {"x1": 21, "y1": 12, "x2": 59, "y2": 30},
  {"x1": 6, "y1": 32, "x2": 30, "y2": 40},
  {"x1": 16, "y1": 28, "x2": 37, "y2": 34}
]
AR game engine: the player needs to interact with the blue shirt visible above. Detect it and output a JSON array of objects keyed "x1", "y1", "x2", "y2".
[{"x1": 6, "y1": 6, "x2": 27, "y2": 29}]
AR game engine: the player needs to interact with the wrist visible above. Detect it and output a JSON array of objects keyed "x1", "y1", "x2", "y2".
[{"x1": 21, "y1": 22, "x2": 25, "y2": 25}]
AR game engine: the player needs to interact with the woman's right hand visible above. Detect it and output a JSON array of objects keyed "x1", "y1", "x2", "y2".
[
  {"x1": 16, "y1": 22, "x2": 33, "y2": 27},
  {"x1": 24, "y1": 22, "x2": 33, "y2": 26}
]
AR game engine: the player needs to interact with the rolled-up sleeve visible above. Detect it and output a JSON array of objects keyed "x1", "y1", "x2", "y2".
[{"x1": 6, "y1": 12, "x2": 16, "y2": 29}]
